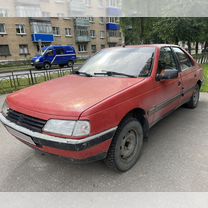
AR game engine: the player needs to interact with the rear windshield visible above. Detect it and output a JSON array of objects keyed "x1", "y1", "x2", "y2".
[{"x1": 79, "y1": 47, "x2": 156, "y2": 77}]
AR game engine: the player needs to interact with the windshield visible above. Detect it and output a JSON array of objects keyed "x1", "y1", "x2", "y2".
[
  {"x1": 36, "y1": 47, "x2": 50, "y2": 56},
  {"x1": 79, "y1": 47, "x2": 156, "y2": 77}
]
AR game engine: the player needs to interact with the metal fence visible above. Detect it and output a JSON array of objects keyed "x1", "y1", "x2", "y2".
[
  {"x1": 0, "y1": 67, "x2": 74, "y2": 94},
  {"x1": 195, "y1": 53, "x2": 208, "y2": 64}
]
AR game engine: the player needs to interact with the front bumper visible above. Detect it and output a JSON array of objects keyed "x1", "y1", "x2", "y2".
[
  {"x1": 31, "y1": 62, "x2": 43, "y2": 67},
  {"x1": 0, "y1": 113, "x2": 116, "y2": 162}
]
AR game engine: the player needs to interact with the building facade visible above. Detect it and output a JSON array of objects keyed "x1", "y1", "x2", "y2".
[
  {"x1": 0, "y1": 0, "x2": 123, "y2": 17},
  {"x1": 0, "y1": 17, "x2": 123, "y2": 62}
]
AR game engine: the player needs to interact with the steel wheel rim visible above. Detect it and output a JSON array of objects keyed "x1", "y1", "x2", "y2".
[
  {"x1": 45, "y1": 64, "x2": 50, "y2": 69},
  {"x1": 120, "y1": 129, "x2": 138, "y2": 160},
  {"x1": 193, "y1": 87, "x2": 199, "y2": 105}
]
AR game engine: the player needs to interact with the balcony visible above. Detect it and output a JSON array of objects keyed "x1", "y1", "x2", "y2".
[
  {"x1": 32, "y1": 34, "x2": 54, "y2": 43},
  {"x1": 70, "y1": 0, "x2": 86, "y2": 16},
  {"x1": 106, "y1": 23, "x2": 120, "y2": 31},
  {"x1": 107, "y1": 37, "x2": 121, "y2": 43},
  {"x1": 106, "y1": 7, "x2": 122, "y2": 16},
  {"x1": 75, "y1": 18, "x2": 90, "y2": 27},
  {"x1": 15, "y1": 0, "x2": 41, "y2": 5},
  {"x1": 76, "y1": 36, "x2": 91, "y2": 42},
  {"x1": 29, "y1": 17, "x2": 51, "y2": 23}
]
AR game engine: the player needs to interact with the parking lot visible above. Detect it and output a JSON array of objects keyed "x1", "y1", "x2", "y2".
[{"x1": 0, "y1": 93, "x2": 208, "y2": 192}]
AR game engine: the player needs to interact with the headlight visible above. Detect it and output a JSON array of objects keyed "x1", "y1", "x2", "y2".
[
  {"x1": 43, "y1": 120, "x2": 90, "y2": 137},
  {"x1": 35, "y1": 59, "x2": 40, "y2": 63},
  {"x1": 2, "y1": 101, "x2": 9, "y2": 117}
]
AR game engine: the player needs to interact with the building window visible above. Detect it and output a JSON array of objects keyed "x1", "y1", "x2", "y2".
[
  {"x1": 52, "y1": 27, "x2": 60, "y2": 36},
  {"x1": 89, "y1": 17, "x2": 94, "y2": 23},
  {"x1": 65, "y1": 28, "x2": 72, "y2": 36},
  {"x1": 108, "y1": 17, "x2": 119, "y2": 23},
  {"x1": 0, "y1": 45, "x2": 10, "y2": 56},
  {"x1": 91, "y1": 45, "x2": 96, "y2": 53},
  {"x1": 100, "y1": 31, "x2": 105, "y2": 39},
  {"x1": 85, "y1": 0, "x2": 91, "y2": 7},
  {"x1": 19, "y1": 45, "x2": 29, "y2": 55},
  {"x1": 0, "y1": 23, "x2": 6, "y2": 34},
  {"x1": 42, "y1": 12, "x2": 50, "y2": 17},
  {"x1": 0, "y1": 9, "x2": 8, "y2": 17},
  {"x1": 31, "y1": 22, "x2": 52, "y2": 34},
  {"x1": 109, "y1": 43, "x2": 117, "y2": 48},
  {"x1": 77, "y1": 27, "x2": 89, "y2": 36},
  {"x1": 90, "y1": 30, "x2": 96, "y2": 38},
  {"x1": 57, "y1": 13, "x2": 64, "y2": 17},
  {"x1": 108, "y1": 30, "x2": 119, "y2": 37},
  {"x1": 108, "y1": 0, "x2": 120, "y2": 7},
  {"x1": 99, "y1": 17, "x2": 104, "y2": 24},
  {"x1": 16, "y1": 24, "x2": 26, "y2": 35},
  {"x1": 99, "y1": 0, "x2": 104, "y2": 8},
  {"x1": 78, "y1": 44, "x2": 87, "y2": 52},
  {"x1": 16, "y1": 6, "x2": 42, "y2": 17},
  {"x1": 101, "y1": 44, "x2": 105, "y2": 49},
  {"x1": 55, "y1": 0, "x2": 65, "y2": 3}
]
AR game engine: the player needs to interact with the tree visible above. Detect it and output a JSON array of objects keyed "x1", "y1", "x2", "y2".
[{"x1": 121, "y1": 17, "x2": 208, "y2": 54}]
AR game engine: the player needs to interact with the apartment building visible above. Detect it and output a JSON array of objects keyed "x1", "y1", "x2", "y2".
[
  {"x1": 0, "y1": 0, "x2": 123, "y2": 17},
  {"x1": 0, "y1": 17, "x2": 123, "y2": 62}
]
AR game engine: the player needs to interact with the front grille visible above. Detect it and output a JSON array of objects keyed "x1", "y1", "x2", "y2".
[{"x1": 6, "y1": 109, "x2": 47, "y2": 133}]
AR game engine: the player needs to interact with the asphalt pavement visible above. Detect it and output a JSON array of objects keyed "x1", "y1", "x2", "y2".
[{"x1": 0, "y1": 93, "x2": 207, "y2": 192}]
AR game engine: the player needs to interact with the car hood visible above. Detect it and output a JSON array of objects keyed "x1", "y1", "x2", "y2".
[{"x1": 7, "y1": 75, "x2": 144, "y2": 119}]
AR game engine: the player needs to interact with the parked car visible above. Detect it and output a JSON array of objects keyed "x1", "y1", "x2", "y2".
[
  {"x1": 31, "y1": 45, "x2": 76, "y2": 70},
  {"x1": 0, "y1": 44, "x2": 203, "y2": 172}
]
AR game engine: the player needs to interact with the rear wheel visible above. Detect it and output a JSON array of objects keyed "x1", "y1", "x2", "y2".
[
  {"x1": 67, "y1": 61, "x2": 74, "y2": 68},
  {"x1": 104, "y1": 117, "x2": 143, "y2": 172},
  {"x1": 185, "y1": 84, "x2": 200, "y2": 109},
  {"x1": 44, "y1": 62, "x2": 51, "y2": 70}
]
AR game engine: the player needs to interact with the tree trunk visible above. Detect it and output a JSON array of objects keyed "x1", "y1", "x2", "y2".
[
  {"x1": 174, "y1": 37, "x2": 179, "y2": 45},
  {"x1": 195, "y1": 42, "x2": 199, "y2": 55},
  {"x1": 187, "y1": 41, "x2": 191, "y2": 54},
  {"x1": 139, "y1": 17, "x2": 144, "y2": 44}
]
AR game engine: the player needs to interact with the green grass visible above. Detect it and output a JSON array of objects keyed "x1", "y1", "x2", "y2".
[
  {"x1": 201, "y1": 64, "x2": 208, "y2": 92},
  {"x1": 0, "y1": 73, "x2": 62, "y2": 95},
  {"x1": 0, "y1": 59, "x2": 85, "y2": 73}
]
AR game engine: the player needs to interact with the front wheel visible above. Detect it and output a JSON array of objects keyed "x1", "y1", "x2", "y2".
[
  {"x1": 44, "y1": 62, "x2": 51, "y2": 70},
  {"x1": 104, "y1": 117, "x2": 143, "y2": 172},
  {"x1": 185, "y1": 84, "x2": 200, "y2": 109}
]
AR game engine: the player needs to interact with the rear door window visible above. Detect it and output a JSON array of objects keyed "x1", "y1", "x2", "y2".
[{"x1": 172, "y1": 47, "x2": 193, "y2": 71}]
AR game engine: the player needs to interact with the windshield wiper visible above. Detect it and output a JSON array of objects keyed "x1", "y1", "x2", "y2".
[
  {"x1": 94, "y1": 71, "x2": 137, "y2": 78},
  {"x1": 74, "y1": 71, "x2": 93, "y2": 77}
]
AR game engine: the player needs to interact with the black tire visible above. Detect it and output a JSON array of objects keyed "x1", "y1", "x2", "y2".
[
  {"x1": 67, "y1": 61, "x2": 74, "y2": 68},
  {"x1": 35, "y1": 66, "x2": 42, "y2": 70},
  {"x1": 185, "y1": 84, "x2": 200, "y2": 109},
  {"x1": 104, "y1": 117, "x2": 143, "y2": 172},
  {"x1": 44, "y1": 62, "x2": 51, "y2": 70}
]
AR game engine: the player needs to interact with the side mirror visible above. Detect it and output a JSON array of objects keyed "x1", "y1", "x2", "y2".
[{"x1": 156, "y1": 69, "x2": 178, "y2": 81}]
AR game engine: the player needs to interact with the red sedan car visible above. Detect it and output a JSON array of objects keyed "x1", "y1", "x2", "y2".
[{"x1": 0, "y1": 44, "x2": 203, "y2": 172}]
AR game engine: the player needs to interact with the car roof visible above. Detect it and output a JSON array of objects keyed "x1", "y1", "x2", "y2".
[{"x1": 105, "y1": 44, "x2": 180, "y2": 50}]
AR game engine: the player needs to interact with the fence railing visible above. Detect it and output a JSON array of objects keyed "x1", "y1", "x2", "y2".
[
  {"x1": 195, "y1": 53, "x2": 208, "y2": 64},
  {"x1": 0, "y1": 67, "x2": 75, "y2": 94}
]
